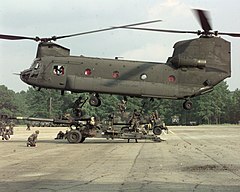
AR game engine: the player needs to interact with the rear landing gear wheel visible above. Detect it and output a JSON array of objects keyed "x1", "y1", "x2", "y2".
[
  {"x1": 89, "y1": 94, "x2": 101, "y2": 107},
  {"x1": 183, "y1": 100, "x2": 193, "y2": 110},
  {"x1": 67, "y1": 130, "x2": 82, "y2": 143}
]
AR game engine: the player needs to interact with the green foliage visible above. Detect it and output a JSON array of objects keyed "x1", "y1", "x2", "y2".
[
  {"x1": 14, "y1": 91, "x2": 29, "y2": 116},
  {"x1": 0, "y1": 85, "x2": 18, "y2": 116},
  {"x1": 195, "y1": 81, "x2": 230, "y2": 124},
  {"x1": 226, "y1": 88, "x2": 240, "y2": 123},
  {"x1": 0, "y1": 81, "x2": 239, "y2": 124},
  {"x1": 25, "y1": 88, "x2": 74, "y2": 118}
]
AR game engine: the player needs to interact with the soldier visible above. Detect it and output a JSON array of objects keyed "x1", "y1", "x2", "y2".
[
  {"x1": 128, "y1": 109, "x2": 142, "y2": 143},
  {"x1": 73, "y1": 96, "x2": 86, "y2": 117},
  {"x1": 85, "y1": 116, "x2": 96, "y2": 129},
  {"x1": 4, "y1": 128, "x2": 11, "y2": 140},
  {"x1": 1, "y1": 122, "x2": 7, "y2": 140},
  {"x1": 8, "y1": 121, "x2": 15, "y2": 135},
  {"x1": 118, "y1": 99, "x2": 127, "y2": 114},
  {"x1": 0, "y1": 120, "x2": 3, "y2": 138},
  {"x1": 129, "y1": 109, "x2": 141, "y2": 132},
  {"x1": 55, "y1": 131, "x2": 65, "y2": 139},
  {"x1": 26, "y1": 122, "x2": 31, "y2": 131},
  {"x1": 27, "y1": 130, "x2": 39, "y2": 147},
  {"x1": 107, "y1": 113, "x2": 115, "y2": 128},
  {"x1": 149, "y1": 111, "x2": 158, "y2": 128}
]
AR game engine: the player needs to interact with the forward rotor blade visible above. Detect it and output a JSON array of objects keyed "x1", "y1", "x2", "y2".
[
  {"x1": 120, "y1": 26, "x2": 198, "y2": 35},
  {"x1": 0, "y1": 34, "x2": 38, "y2": 41},
  {"x1": 0, "y1": 19, "x2": 161, "y2": 42},
  {"x1": 115, "y1": 19, "x2": 162, "y2": 28},
  {"x1": 55, "y1": 19, "x2": 162, "y2": 40},
  {"x1": 193, "y1": 9, "x2": 212, "y2": 32}
]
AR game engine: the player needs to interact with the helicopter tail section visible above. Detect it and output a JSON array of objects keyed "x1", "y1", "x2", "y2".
[{"x1": 169, "y1": 37, "x2": 231, "y2": 89}]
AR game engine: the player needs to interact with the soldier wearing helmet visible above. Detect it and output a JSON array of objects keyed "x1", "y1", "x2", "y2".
[{"x1": 27, "y1": 130, "x2": 40, "y2": 147}]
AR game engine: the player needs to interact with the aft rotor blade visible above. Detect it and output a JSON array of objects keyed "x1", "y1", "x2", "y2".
[
  {"x1": 0, "y1": 34, "x2": 38, "y2": 41},
  {"x1": 120, "y1": 26, "x2": 198, "y2": 35},
  {"x1": 193, "y1": 9, "x2": 212, "y2": 32},
  {"x1": 55, "y1": 19, "x2": 162, "y2": 40},
  {"x1": 218, "y1": 32, "x2": 240, "y2": 37}
]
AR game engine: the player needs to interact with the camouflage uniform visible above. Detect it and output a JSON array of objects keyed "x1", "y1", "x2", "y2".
[
  {"x1": 0, "y1": 121, "x2": 7, "y2": 140},
  {"x1": 0, "y1": 120, "x2": 3, "y2": 137},
  {"x1": 55, "y1": 131, "x2": 65, "y2": 139},
  {"x1": 149, "y1": 112, "x2": 157, "y2": 128},
  {"x1": 27, "y1": 130, "x2": 39, "y2": 147},
  {"x1": 8, "y1": 121, "x2": 15, "y2": 135},
  {"x1": 4, "y1": 129, "x2": 11, "y2": 140},
  {"x1": 129, "y1": 109, "x2": 141, "y2": 131},
  {"x1": 118, "y1": 100, "x2": 127, "y2": 114},
  {"x1": 73, "y1": 97, "x2": 85, "y2": 117},
  {"x1": 128, "y1": 109, "x2": 142, "y2": 143}
]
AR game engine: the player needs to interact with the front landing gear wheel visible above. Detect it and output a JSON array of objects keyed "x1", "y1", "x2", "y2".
[
  {"x1": 183, "y1": 100, "x2": 193, "y2": 110},
  {"x1": 89, "y1": 95, "x2": 101, "y2": 107},
  {"x1": 67, "y1": 130, "x2": 82, "y2": 143}
]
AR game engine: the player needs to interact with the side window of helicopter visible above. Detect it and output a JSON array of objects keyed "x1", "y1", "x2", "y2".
[
  {"x1": 140, "y1": 73, "x2": 148, "y2": 80},
  {"x1": 112, "y1": 71, "x2": 120, "y2": 78},
  {"x1": 53, "y1": 65, "x2": 65, "y2": 76},
  {"x1": 168, "y1": 75, "x2": 176, "y2": 82}
]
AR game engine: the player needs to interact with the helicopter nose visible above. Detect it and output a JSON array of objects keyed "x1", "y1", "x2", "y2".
[{"x1": 20, "y1": 70, "x2": 31, "y2": 83}]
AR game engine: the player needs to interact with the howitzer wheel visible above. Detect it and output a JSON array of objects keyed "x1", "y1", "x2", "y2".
[
  {"x1": 153, "y1": 126, "x2": 162, "y2": 135},
  {"x1": 67, "y1": 130, "x2": 82, "y2": 143},
  {"x1": 121, "y1": 127, "x2": 130, "y2": 133}
]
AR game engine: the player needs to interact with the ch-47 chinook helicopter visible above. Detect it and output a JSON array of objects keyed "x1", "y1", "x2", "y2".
[{"x1": 1, "y1": 9, "x2": 239, "y2": 110}]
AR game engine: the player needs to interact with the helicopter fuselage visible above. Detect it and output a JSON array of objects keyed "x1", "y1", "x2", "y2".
[{"x1": 20, "y1": 36, "x2": 231, "y2": 104}]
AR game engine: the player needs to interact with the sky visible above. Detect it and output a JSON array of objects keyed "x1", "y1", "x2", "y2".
[{"x1": 0, "y1": 0, "x2": 240, "y2": 92}]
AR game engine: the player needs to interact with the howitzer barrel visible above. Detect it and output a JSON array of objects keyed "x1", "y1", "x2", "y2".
[
  {"x1": 13, "y1": 117, "x2": 54, "y2": 122},
  {"x1": 4, "y1": 115, "x2": 76, "y2": 126}
]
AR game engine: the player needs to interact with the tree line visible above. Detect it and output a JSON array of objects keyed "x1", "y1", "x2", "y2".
[{"x1": 0, "y1": 82, "x2": 239, "y2": 125}]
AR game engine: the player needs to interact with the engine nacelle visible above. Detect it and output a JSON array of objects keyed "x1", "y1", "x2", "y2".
[{"x1": 170, "y1": 55, "x2": 206, "y2": 68}]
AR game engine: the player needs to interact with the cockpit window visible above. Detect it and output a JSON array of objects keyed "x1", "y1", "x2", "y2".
[
  {"x1": 34, "y1": 62, "x2": 40, "y2": 69},
  {"x1": 30, "y1": 58, "x2": 41, "y2": 69},
  {"x1": 53, "y1": 65, "x2": 65, "y2": 75}
]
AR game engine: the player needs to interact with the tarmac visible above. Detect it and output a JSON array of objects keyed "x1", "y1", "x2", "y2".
[{"x1": 0, "y1": 125, "x2": 240, "y2": 192}]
